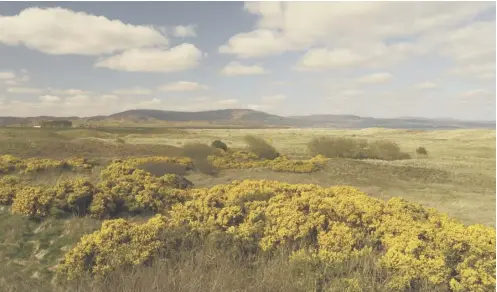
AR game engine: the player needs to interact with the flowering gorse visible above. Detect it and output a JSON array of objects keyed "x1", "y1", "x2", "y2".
[
  {"x1": 0, "y1": 154, "x2": 98, "y2": 174},
  {"x1": 57, "y1": 180, "x2": 495, "y2": 292},
  {"x1": 208, "y1": 151, "x2": 328, "y2": 173}
]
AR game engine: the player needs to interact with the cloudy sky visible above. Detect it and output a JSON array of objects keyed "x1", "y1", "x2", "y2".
[{"x1": 0, "y1": 2, "x2": 495, "y2": 120}]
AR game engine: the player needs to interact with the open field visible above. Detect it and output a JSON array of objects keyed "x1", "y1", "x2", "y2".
[{"x1": 0, "y1": 127, "x2": 495, "y2": 292}]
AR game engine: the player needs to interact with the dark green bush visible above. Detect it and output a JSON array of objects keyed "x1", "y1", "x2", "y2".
[
  {"x1": 181, "y1": 143, "x2": 219, "y2": 175},
  {"x1": 367, "y1": 140, "x2": 411, "y2": 160},
  {"x1": 211, "y1": 140, "x2": 228, "y2": 152},
  {"x1": 243, "y1": 135, "x2": 280, "y2": 160},
  {"x1": 416, "y1": 147, "x2": 428, "y2": 155},
  {"x1": 307, "y1": 137, "x2": 367, "y2": 159},
  {"x1": 181, "y1": 143, "x2": 214, "y2": 159},
  {"x1": 136, "y1": 161, "x2": 188, "y2": 176},
  {"x1": 308, "y1": 136, "x2": 410, "y2": 161}
]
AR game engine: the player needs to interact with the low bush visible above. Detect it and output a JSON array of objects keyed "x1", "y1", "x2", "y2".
[
  {"x1": 181, "y1": 143, "x2": 215, "y2": 160},
  {"x1": 211, "y1": 140, "x2": 228, "y2": 151},
  {"x1": 11, "y1": 186, "x2": 56, "y2": 218},
  {"x1": 367, "y1": 140, "x2": 411, "y2": 160},
  {"x1": 136, "y1": 161, "x2": 188, "y2": 177},
  {"x1": 243, "y1": 135, "x2": 280, "y2": 160},
  {"x1": 52, "y1": 178, "x2": 96, "y2": 216},
  {"x1": 308, "y1": 137, "x2": 410, "y2": 161},
  {"x1": 308, "y1": 136, "x2": 367, "y2": 159},
  {"x1": 416, "y1": 146, "x2": 428, "y2": 155},
  {"x1": 57, "y1": 180, "x2": 496, "y2": 292},
  {"x1": 0, "y1": 155, "x2": 98, "y2": 175},
  {"x1": 208, "y1": 151, "x2": 327, "y2": 173},
  {"x1": 0, "y1": 175, "x2": 22, "y2": 205}
]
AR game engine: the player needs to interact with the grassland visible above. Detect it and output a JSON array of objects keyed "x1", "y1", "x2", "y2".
[
  {"x1": 0, "y1": 126, "x2": 494, "y2": 292},
  {"x1": 124, "y1": 128, "x2": 496, "y2": 226}
]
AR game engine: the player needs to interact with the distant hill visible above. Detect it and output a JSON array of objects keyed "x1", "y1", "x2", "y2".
[
  {"x1": 103, "y1": 109, "x2": 295, "y2": 125},
  {"x1": 0, "y1": 109, "x2": 494, "y2": 129},
  {"x1": 289, "y1": 114, "x2": 496, "y2": 129}
]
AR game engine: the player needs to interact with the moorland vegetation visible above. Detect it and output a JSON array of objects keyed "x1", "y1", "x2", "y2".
[{"x1": 0, "y1": 133, "x2": 494, "y2": 292}]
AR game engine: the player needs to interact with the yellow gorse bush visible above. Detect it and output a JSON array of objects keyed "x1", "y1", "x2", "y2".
[
  {"x1": 56, "y1": 215, "x2": 170, "y2": 280},
  {"x1": 0, "y1": 155, "x2": 98, "y2": 174},
  {"x1": 0, "y1": 175, "x2": 22, "y2": 205},
  {"x1": 52, "y1": 178, "x2": 96, "y2": 215},
  {"x1": 2, "y1": 157, "x2": 192, "y2": 219},
  {"x1": 57, "y1": 180, "x2": 495, "y2": 292},
  {"x1": 208, "y1": 151, "x2": 328, "y2": 173},
  {"x1": 11, "y1": 185, "x2": 55, "y2": 217},
  {"x1": 90, "y1": 164, "x2": 189, "y2": 218}
]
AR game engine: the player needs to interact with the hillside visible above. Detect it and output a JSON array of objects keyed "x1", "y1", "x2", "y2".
[
  {"x1": 0, "y1": 109, "x2": 494, "y2": 129},
  {"x1": 104, "y1": 109, "x2": 297, "y2": 126}
]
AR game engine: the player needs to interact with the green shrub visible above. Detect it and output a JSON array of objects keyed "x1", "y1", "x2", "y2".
[
  {"x1": 308, "y1": 137, "x2": 410, "y2": 161},
  {"x1": 182, "y1": 143, "x2": 214, "y2": 159},
  {"x1": 136, "y1": 161, "x2": 188, "y2": 176},
  {"x1": 211, "y1": 140, "x2": 228, "y2": 151},
  {"x1": 115, "y1": 138, "x2": 125, "y2": 144},
  {"x1": 0, "y1": 175, "x2": 22, "y2": 205},
  {"x1": 181, "y1": 143, "x2": 219, "y2": 175},
  {"x1": 367, "y1": 140, "x2": 411, "y2": 160},
  {"x1": 307, "y1": 137, "x2": 367, "y2": 159},
  {"x1": 416, "y1": 147, "x2": 428, "y2": 155},
  {"x1": 243, "y1": 135, "x2": 279, "y2": 160}
]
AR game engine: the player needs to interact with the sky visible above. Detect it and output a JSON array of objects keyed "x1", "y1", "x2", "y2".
[{"x1": 0, "y1": 1, "x2": 495, "y2": 121}]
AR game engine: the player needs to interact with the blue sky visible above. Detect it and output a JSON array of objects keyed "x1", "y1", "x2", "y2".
[{"x1": 0, "y1": 2, "x2": 495, "y2": 121}]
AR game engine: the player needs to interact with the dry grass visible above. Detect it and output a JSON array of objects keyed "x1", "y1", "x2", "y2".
[{"x1": 5, "y1": 230, "x2": 444, "y2": 292}]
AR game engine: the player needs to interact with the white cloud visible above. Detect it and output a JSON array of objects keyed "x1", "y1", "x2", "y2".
[
  {"x1": 357, "y1": 72, "x2": 392, "y2": 84},
  {"x1": 248, "y1": 94, "x2": 287, "y2": 111},
  {"x1": 3, "y1": 70, "x2": 30, "y2": 85},
  {"x1": 7, "y1": 87, "x2": 43, "y2": 94},
  {"x1": 192, "y1": 96, "x2": 212, "y2": 102},
  {"x1": 173, "y1": 25, "x2": 197, "y2": 38},
  {"x1": 39, "y1": 95, "x2": 61, "y2": 103},
  {"x1": 262, "y1": 94, "x2": 287, "y2": 103},
  {"x1": 296, "y1": 48, "x2": 370, "y2": 70},
  {"x1": 340, "y1": 89, "x2": 364, "y2": 96},
  {"x1": 0, "y1": 71, "x2": 16, "y2": 80},
  {"x1": 219, "y1": 29, "x2": 290, "y2": 58},
  {"x1": 158, "y1": 81, "x2": 208, "y2": 92},
  {"x1": 95, "y1": 43, "x2": 202, "y2": 72},
  {"x1": 460, "y1": 89, "x2": 490, "y2": 98},
  {"x1": 220, "y1": 61, "x2": 269, "y2": 76},
  {"x1": 0, "y1": 94, "x2": 122, "y2": 117},
  {"x1": 133, "y1": 98, "x2": 161, "y2": 108},
  {"x1": 49, "y1": 88, "x2": 92, "y2": 95},
  {"x1": 112, "y1": 87, "x2": 152, "y2": 95},
  {"x1": 221, "y1": 2, "x2": 494, "y2": 80},
  {"x1": 220, "y1": 2, "x2": 492, "y2": 60},
  {"x1": 101, "y1": 94, "x2": 120, "y2": 101},
  {"x1": 414, "y1": 82, "x2": 437, "y2": 89},
  {"x1": 0, "y1": 7, "x2": 168, "y2": 55},
  {"x1": 247, "y1": 104, "x2": 264, "y2": 110},
  {"x1": 218, "y1": 99, "x2": 239, "y2": 105}
]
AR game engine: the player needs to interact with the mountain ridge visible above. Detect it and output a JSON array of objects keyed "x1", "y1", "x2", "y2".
[{"x1": 0, "y1": 108, "x2": 494, "y2": 129}]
